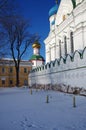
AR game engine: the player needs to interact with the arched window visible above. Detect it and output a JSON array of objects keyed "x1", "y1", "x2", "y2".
[
  {"x1": 70, "y1": 31, "x2": 74, "y2": 53},
  {"x1": 59, "y1": 40, "x2": 61, "y2": 57},
  {"x1": 64, "y1": 36, "x2": 67, "y2": 55}
]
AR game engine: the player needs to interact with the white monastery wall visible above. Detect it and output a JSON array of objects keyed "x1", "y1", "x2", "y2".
[{"x1": 29, "y1": 48, "x2": 86, "y2": 89}]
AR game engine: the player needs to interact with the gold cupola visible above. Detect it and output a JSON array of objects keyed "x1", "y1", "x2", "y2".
[{"x1": 32, "y1": 41, "x2": 41, "y2": 48}]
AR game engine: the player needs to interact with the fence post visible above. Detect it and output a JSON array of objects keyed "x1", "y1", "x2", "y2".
[
  {"x1": 30, "y1": 89, "x2": 32, "y2": 95},
  {"x1": 46, "y1": 95, "x2": 49, "y2": 103},
  {"x1": 73, "y1": 95, "x2": 76, "y2": 107}
]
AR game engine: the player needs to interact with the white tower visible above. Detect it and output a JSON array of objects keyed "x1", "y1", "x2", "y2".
[
  {"x1": 44, "y1": 1, "x2": 59, "y2": 63},
  {"x1": 30, "y1": 41, "x2": 45, "y2": 68}
]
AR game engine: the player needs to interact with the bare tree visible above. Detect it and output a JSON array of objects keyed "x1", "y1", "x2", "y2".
[
  {"x1": 0, "y1": 0, "x2": 39, "y2": 86},
  {"x1": 1, "y1": 15, "x2": 38, "y2": 86},
  {"x1": 0, "y1": 0, "x2": 18, "y2": 58}
]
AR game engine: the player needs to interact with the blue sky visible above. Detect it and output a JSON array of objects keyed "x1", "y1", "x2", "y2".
[{"x1": 17, "y1": 0, "x2": 61, "y2": 60}]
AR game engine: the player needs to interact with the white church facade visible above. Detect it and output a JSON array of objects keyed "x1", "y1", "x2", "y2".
[
  {"x1": 29, "y1": 0, "x2": 86, "y2": 95},
  {"x1": 44, "y1": 0, "x2": 86, "y2": 63}
]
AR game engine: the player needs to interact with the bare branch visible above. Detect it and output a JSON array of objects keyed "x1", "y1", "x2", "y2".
[{"x1": 0, "y1": 0, "x2": 8, "y2": 9}]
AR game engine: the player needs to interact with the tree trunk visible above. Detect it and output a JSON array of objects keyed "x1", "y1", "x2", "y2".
[{"x1": 15, "y1": 66, "x2": 20, "y2": 87}]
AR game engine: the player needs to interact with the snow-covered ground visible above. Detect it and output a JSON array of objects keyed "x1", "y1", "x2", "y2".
[{"x1": 0, "y1": 87, "x2": 86, "y2": 130}]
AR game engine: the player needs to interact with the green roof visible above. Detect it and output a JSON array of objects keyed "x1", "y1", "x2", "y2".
[{"x1": 30, "y1": 55, "x2": 45, "y2": 61}]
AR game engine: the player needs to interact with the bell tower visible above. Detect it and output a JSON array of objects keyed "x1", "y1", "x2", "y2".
[{"x1": 29, "y1": 41, "x2": 45, "y2": 68}]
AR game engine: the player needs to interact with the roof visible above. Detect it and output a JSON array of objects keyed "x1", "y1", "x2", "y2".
[
  {"x1": 30, "y1": 55, "x2": 45, "y2": 61},
  {"x1": 0, "y1": 58, "x2": 32, "y2": 66},
  {"x1": 32, "y1": 41, "x2": 40, "y2": 48}
]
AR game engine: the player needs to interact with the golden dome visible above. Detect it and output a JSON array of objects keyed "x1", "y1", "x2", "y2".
[{"x1": 32, "y1": 41, "x2": 41, "y2": 48}]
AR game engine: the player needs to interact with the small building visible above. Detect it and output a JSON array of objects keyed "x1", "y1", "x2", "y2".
[
  {"x1": 0, "y1": 58, "x2": 32, "y2": 87},
  {"x1": 29, "y1": 41, "x2": 45, "y2": 68}
]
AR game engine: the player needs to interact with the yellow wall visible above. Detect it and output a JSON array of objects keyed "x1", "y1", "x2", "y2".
[{"x1": 0, "y1": 60, "x2": 31, "y2": 87}]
